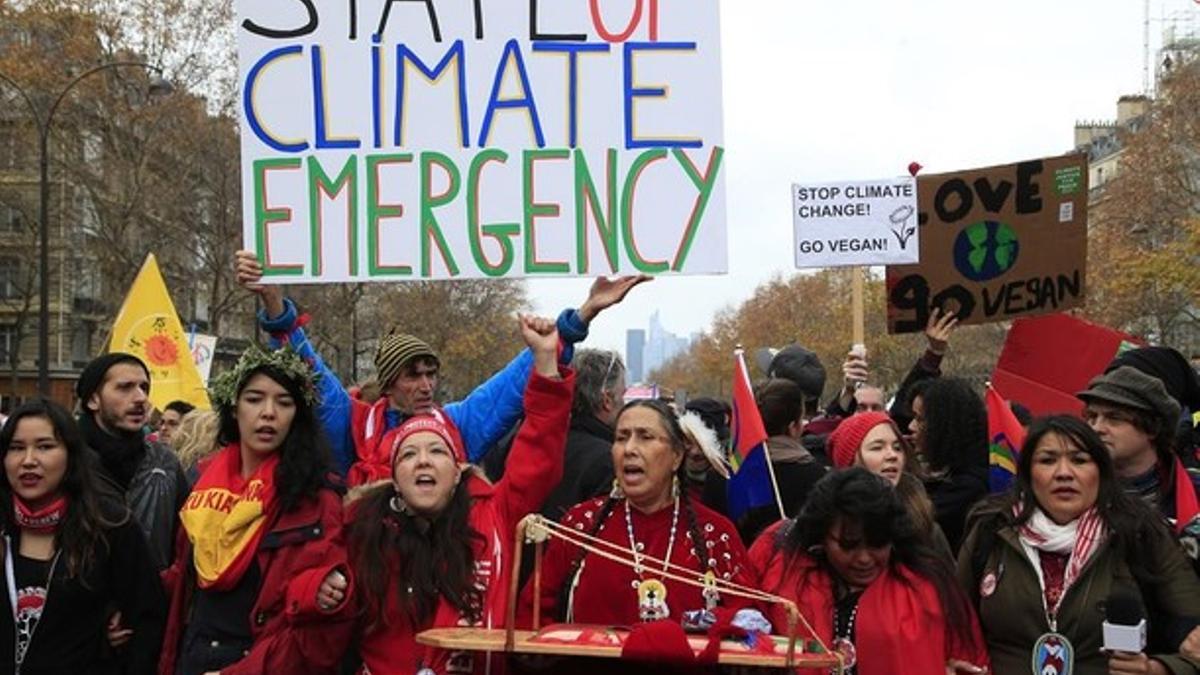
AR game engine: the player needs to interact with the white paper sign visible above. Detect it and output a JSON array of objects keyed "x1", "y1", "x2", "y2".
[
  {"x1": 235, "y1": 0, "x2": 728, "y2": 283},
  {"x1": 189, "y1": 333, "x2": 218, "y2": 385},
  {"x1": 792, "y1": 178, "x2": 919, "y2": 268}
]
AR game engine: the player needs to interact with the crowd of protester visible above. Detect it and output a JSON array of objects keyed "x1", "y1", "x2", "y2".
[{"x1": 3, "y1": 253, "x2": 1200, "y2": 674}]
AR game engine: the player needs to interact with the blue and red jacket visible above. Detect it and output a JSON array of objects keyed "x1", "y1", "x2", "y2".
[{"x1": 259, "y1": 298, "x2": 587, "y2": 474}]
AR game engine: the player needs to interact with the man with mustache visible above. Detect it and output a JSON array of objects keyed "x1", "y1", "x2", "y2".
[{"x1": 75, "y1": 353, "x2": 190, "y2": 571}]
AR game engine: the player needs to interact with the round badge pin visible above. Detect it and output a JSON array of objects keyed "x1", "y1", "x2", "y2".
[{"x1": 980, "y1": 571, "x2": 998, "y2": 598}]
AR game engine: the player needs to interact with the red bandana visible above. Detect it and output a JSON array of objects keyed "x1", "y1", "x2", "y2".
[{"x1": 12, "y1": 495, "x2": 68, "y2": 534}]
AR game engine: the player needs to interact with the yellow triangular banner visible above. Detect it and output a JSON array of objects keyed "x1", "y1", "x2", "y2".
[{"x1": 109, "y1": 254, "x2": 211, "y2": 411}]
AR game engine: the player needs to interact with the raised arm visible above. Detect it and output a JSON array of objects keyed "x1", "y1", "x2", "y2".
[
  {"x1": 493, "y1": 315, "x2": 574, "y2": 521},
  {"x1": 446, "y1": 275, "x2": 650, "y2": 462},
  {"x1": 236, "y1": 251, "x2": 355, "y2": 474},
  {"x1": 890, "y1": 308, "x2": 956, "y2": 428}
]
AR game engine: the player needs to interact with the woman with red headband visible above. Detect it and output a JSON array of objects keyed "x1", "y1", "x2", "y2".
[{"x1": 343, "y1": 315, "x2": 572, "y2": 675}]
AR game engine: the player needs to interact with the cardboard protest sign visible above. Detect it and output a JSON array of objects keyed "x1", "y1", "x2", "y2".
[
  {"x1": 235, "y1": 0, "x2": 727, "y2": 283},
  {"x1": 990, "y1": 313, "x2": 1142, "y2": 417},
  {"x1": 885, "y1": 154, "x2": 1088, "y2": 333},
  {"x1": 792, "y1": 178, "x2": 918, "y2": 268}
]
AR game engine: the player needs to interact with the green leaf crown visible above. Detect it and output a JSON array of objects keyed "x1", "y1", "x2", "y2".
[{"x1": 208, "y1": 344, "x2": 320, "y2": 408}]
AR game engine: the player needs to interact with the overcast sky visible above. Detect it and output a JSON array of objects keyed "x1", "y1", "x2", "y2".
[{"x1": 526, "y1": 0, "x2": 1200, "y2": 358}]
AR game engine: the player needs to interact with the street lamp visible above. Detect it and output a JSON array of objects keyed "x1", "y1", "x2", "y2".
[{"x1": 0, "y1": 62, "x2": 172, "y2": 396}]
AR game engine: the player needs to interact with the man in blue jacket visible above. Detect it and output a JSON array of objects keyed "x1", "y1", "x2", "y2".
[{"x1": 234, "y1": 251, "x2": 648, "y2": 477}]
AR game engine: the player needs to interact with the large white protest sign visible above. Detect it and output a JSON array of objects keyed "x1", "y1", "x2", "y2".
[
  {"x1": 236, "y1": 0, "x2": 727, "y2": 283},
  {"x1": 792, "y1": 178, "x2": 918, "y2": 268}
]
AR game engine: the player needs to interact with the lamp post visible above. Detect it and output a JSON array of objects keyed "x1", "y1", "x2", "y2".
[{"x1": 0, "y1": 62, "x2": 171, "y2": 396}]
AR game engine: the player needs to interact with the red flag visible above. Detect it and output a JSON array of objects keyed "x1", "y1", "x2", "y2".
[
  {"x1": 727, "y1": 351, "x2": 773, "y2": 519},
  {"x1": 730, "y1": 351, "x2": 768, "y2": 468},
  {"x1": 986, "y1": 385, "x2": 1026, "y2": 493}
]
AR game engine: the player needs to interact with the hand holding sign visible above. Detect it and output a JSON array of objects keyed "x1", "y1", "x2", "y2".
[{"x1": 236, "y1": 250, "x2": 286, "y2": 319}]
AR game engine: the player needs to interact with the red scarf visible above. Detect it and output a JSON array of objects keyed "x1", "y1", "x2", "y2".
[
  {"x1": 1171, "y1": 457, "x2": 1200, "y2": 532},
  {"x1": 180, "y1": 443, "x2": 280, "y2": 590},
  {"x1": 783, "y1": 557, "x2": 988, "y2": 675},
  {"x1": 12, "y1": 495, "x2": 68, "y2": 534}
]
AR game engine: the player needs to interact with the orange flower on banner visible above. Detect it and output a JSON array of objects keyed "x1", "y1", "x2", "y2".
[{"x1": 145, "y1": 333, "x2": 180, "y2": 367}]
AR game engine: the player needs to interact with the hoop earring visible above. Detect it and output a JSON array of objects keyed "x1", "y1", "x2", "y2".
[
  {"x1": 671, "y1": 475, "x2": 681, "y2": 499},
  {"x1": 389, "y1": 494, "x2": 408, "y2": 515}
]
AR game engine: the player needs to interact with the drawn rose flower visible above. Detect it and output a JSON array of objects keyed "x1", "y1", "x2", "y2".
[{"x1": 145, "y1": 334, "x2": 179, "y2": 367}]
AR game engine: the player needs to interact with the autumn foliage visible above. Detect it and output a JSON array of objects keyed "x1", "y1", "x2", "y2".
[{"x1": 1082, "y1": 63, "x2": 1200, "y2": 352}]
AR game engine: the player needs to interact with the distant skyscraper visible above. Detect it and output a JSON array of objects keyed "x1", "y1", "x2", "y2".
[
  {"x1": 642, "y1": 311, "x2": 691, "y2": 378},
  {"x1": 625, "y1": 329, "x2": 646, "y2": 382}
]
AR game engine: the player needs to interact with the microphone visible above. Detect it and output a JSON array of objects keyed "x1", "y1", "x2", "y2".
[{"x1": 1103, "y1": 590, "x2": 1147, "y2": 653}]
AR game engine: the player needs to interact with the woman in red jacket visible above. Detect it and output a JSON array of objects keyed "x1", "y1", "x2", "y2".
[
  {"x1": 749, "y1": 468, "x2": 988, "y2": 675},
  {"x1": 344, "y1": 315, "x2": 572, "y2": 675},
  {"x1": 159, "y1": 345, "x2": 354, "y2": 675}
]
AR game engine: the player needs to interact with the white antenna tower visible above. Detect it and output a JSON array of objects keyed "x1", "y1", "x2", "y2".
[{"x1": 1144, "y1": 0, "x2": 1152, "y2": 94}]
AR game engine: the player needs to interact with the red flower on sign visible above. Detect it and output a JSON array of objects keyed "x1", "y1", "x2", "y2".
[{"x1": 145, "y1": 334, "x2": 179, "y2": 366}]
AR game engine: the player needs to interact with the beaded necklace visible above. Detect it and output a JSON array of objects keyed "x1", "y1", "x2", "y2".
[
  {"x1": 831, "y1": 589, "x2": 862, "y2": 674},
  {"x1": 625, "y1": 497, "x2": 679, "y2": 621}
]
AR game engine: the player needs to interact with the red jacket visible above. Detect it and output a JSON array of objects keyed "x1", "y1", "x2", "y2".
[
  {"x1": 522, "y1": 495, "x2": 753, "y2": 627},
  {"x1": 353, "y1": 368, "x2": 574, "y2": 675},
  {"x1": 158, "y1": 477, "x2": 354, "y2": 675},
  {"x1": 748, "y1": 521, "x2": 988, "y2": 675}
]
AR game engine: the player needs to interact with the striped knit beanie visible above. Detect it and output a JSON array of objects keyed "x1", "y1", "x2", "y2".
[{"x1": 375, "y1": 330, "x2": 439, "y2": 388}]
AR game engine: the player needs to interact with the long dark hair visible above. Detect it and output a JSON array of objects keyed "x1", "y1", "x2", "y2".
[
  {"x1": 555, "y1": 399, "x2": 711, "y2": 620},
  {"x1": 910, "y1": 378, "x2": 987, "y2": 474},
  {"x1": 217, "y1": 364, "x2": 331, "y2": 512},
  {"x1": 778, "y1": 468, "x2": 977, "y2": 652},
  {"x1": 346, "y1": 479, "x2": 486, "y2": 630},
  {"x1": 0, "y1": 399, "x2": 129, "y2": 581},
  {"x1": 968, "y1": 415, "x2": 1170, "y2": 582}
]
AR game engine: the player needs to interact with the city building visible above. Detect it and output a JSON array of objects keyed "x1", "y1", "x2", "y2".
[{"x1": 625, "y1": 328, "x2": 645, "y2": 383}]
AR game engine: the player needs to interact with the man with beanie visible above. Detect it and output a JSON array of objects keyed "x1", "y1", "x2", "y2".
[
  {"x1": 235, "y1": 251, "x2": 648, "y2": 479},
  {"x1": 76, "y1": 352, "x2": 190, "y2": 570},
  {"x1": 755, "y1": 343, "x2": 841, "y2": 461},
  {"x1": 1078, "y1": 366, "x2": 1200, "y2": 569}
]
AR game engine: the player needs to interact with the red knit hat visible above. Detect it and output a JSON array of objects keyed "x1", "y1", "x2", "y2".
[
  {"x1": 388, "y1": 414, "x2": 464, "y2": 465},
  {"x1": 828, "y1": 411, "x2": 894, "y2": 469}
]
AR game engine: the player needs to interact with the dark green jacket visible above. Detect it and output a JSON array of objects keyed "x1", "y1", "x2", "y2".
[{"x1": 957, "y1": 515, "x2": 1200, "y2": 675}]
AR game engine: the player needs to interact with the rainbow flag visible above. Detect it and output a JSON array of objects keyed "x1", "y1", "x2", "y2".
[
  {"x1": 727, "y1": 350, "x2": 774, "y2": 520},
  {"x1": 986, "y1": 384, "x2": 1025, "y2": 493}
]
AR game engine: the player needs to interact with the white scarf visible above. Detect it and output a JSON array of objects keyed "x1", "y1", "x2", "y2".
[{"x1": 1017, "y1": 506, "x2": 1108, "y2": 617}]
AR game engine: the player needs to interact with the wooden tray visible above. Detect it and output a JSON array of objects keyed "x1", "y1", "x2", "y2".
[{"x1": 416, "y1": 626, "x2": 840, "y2": 668}]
